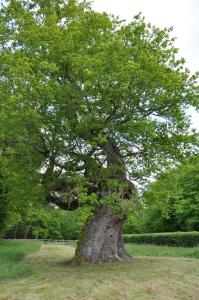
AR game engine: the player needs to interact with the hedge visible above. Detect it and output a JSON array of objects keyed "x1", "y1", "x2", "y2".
[{"x1": 123, "y1": 231, "x2": 199, "y2": 247}]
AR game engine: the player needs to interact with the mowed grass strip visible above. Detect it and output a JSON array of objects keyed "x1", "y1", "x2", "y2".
[
  {"x1": 0, "y1": 244, "x2": 199, "y2": 300},
  {"x1": 0, "y1": 240, "x2": 41, "y2": 280},
  {"x1": 126, "y1": 243, "x2": 199, "y2": 258}
]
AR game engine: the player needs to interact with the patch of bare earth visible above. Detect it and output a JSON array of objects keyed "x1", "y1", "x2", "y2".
[{"x1": 0, "y1": 244, "x2": 199, "y2": 300}]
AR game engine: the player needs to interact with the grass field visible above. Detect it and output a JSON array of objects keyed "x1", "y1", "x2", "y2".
[
  {"x1": 0, "y1": 241, "x2": 199, "y2": 299},
  {"x1": 0, "y1": 240, "x2": 41, "y2": 280},
  {"x1": 126, "y1": 243, "x2": 199, "y2": 259}
]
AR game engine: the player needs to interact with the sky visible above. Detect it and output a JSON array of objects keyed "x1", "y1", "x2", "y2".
[{"x1": 92, "y1": 0, "x2": 199, "y2": 130}]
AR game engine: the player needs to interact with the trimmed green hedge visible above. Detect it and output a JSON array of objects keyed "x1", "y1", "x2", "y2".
[{"x1": 123, "y1": 232, "x2": 199, "y2": 247}]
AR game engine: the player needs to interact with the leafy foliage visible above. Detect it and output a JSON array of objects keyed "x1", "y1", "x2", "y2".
[
  {"x1": 141, "y1": 155, "x2": 199, "y2": 232},
  {"x1": 0, "y1": 0, "x2": 198, "y2": 238},
  {"x1": 5, "y1": 206, "x2": 89, "y2": 240}
]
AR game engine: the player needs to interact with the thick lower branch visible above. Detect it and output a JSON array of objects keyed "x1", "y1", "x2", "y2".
[{"x1": 45, "y1": 193, "x2": 79, "y2": 211}]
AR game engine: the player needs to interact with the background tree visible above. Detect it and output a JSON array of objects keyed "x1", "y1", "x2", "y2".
[
  {"x1": 5, "y1": 206, "x2": 89, "y2": 240},
  {"x1": 0, "y1": 143, "x2": 44, "y2": 237},
  {"x1": 142, "y1": 155, "x2": 199, "y2": 233},
  {"x1": 0, "y1": 0, "x2": 198, "y2": 263},
  {"x1": 141, "y1": 169, "x2": 182, "y2": 233}
]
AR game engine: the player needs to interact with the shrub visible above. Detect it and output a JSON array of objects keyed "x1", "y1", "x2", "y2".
[{"x1": 123, "y1": 231, "x2": 199, "y2": 247}]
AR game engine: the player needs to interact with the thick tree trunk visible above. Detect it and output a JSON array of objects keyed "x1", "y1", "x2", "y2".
[
  {"x1": 69, "y1": 137, "x2": 134, "y2": 265},
  {"x1": 72, "y1": 206, "x2": 132, "y2": 264}
]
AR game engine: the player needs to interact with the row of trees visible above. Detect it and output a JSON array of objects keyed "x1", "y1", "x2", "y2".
[
  {"x1": 4, "y1": 207, "x2": 88, "y2": 240},
  {"x1": 2, "y1": 155, "x2": 199, "y2": 239}
]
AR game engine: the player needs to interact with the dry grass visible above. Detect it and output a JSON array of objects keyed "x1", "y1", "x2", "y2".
[{"x1": 0, "y1": 244, "x2": 199, "y2": 300}]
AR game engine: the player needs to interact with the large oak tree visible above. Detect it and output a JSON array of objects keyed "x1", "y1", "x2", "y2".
[{"x1": 0, "y1": 0, "x2": 198, "y2": 263}]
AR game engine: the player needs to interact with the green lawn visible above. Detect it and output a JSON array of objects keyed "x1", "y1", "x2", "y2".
[
  {"x1": 0, "y1": 242, "x2": 199, "y2": 299},
  {"x1": 126, "y1": 243, "x2": 199, "y2": 258},
  {"x1": 0, "y1": 240, "x2": 41, "y2": 280}
]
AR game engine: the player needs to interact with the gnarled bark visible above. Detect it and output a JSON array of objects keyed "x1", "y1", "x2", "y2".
[
  {"x1": 72, "y1": 137, "x2": 134, "y2": 264},
  {"x1": 72, "y1": 206, "x2": 132, "y2": 264}
]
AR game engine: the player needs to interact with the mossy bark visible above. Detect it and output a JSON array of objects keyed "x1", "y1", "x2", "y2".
[{"x1": 72, "y1": 206, "x2": 132, "y2": 264}]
